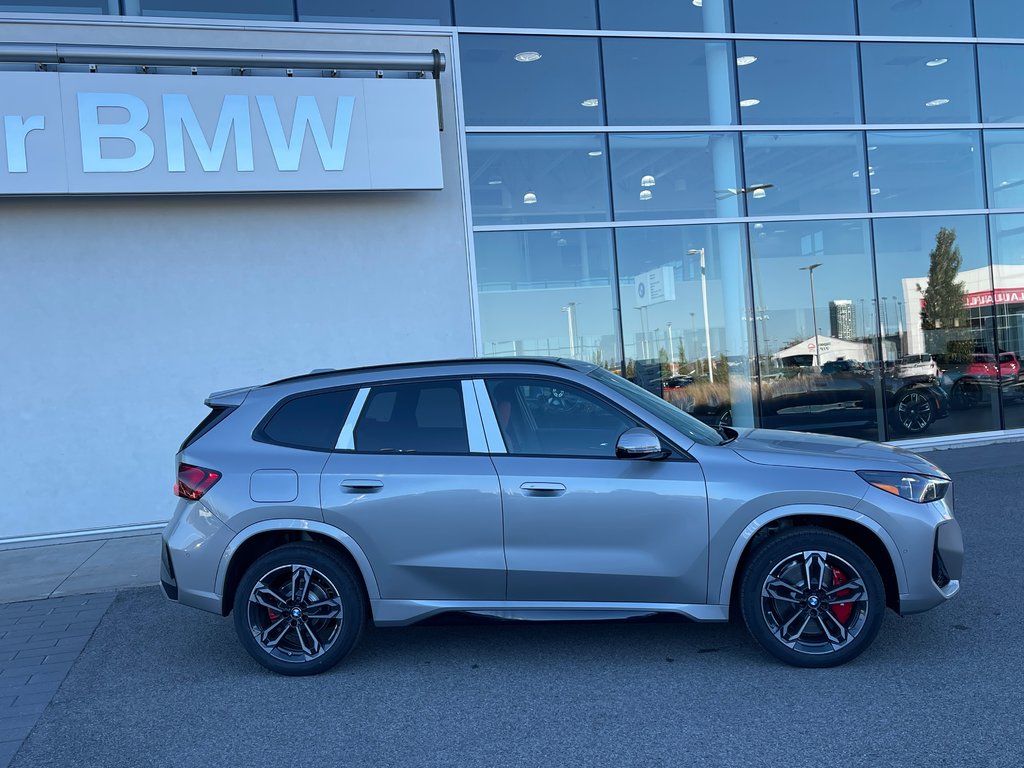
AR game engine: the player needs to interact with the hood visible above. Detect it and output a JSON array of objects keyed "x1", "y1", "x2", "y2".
[{"x1": 727, "y1": 428, "x2": 947, "y2": 477}]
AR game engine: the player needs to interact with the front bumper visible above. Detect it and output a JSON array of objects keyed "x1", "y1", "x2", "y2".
[{"x1": 899, "y1": 516, "x2": 964, "y2": 615}]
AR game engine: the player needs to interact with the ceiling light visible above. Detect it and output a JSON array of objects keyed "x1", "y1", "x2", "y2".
[
  {"x1": 868, "y1": 166, "x2": 875, "y2": 176},
  {"x1": 581, "y1": 98, "x2": 600, "y2": 108},
  {"x1": 737, "y1": 55, "x2": 758, "y2": 66},
  {"x1": 753, "y1": 223, "x2": 764, "y2": 230},
  {"x1": 692, "y1": 0, "x2": 702, "y2": 6},
  {"x1": 640, "y1": 174, "x2": 656, "y2": 188},
  {"x1": 587, "y1": 150, "x2": 603, "y2": 157},
  {"x1": 852, "y1": 170, "x2": 861, "y2": 178},
  {"x1": 523, "y1": 191, "x2": 537, "y2": 204},
  {"x1": 487, "y1": 178, "x2": 502, "y2": 185},
  {"x1": 868, "y1": 145, "x2": 878, "y2": 151},
  {"x1": 514, "y1": 51, "x2": 541, "y2": 63},
  {"x1": 926, "y1": 58, "x2": 948, "y2": 67},
  {"x1": 870, "y1": 188, "x2": 881, "y2": 195},
  {"x1": 640, "y1": 190, "x2": 653, "y2": 201},
  {"x1": 739, "y1": 98, "x2": 760, "y2": 108},
  {"x1": 925, "y1": 98, "x2": 950, "y2": 107},
  {"x1": 752, "y1": 188, "x2": 766, "y2": 199}
]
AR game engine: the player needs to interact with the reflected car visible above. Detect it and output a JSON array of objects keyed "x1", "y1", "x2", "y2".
[
  {"x1": 895, "y1": 354, "x2": 938, "y2": 381},
  {"x1": 161, "y1": 357, "x2": 961, "y2": 675},
  {"x1": 666, "y1": 368, "x2": 949, "y2": 437}
]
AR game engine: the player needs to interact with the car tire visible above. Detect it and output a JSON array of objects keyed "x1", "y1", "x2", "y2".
[
  {"x1": 739, "y1": 528, "x2": 886, "y2": 668},
  {"x1": 233, "y1": 543, "x2": 366, "y2": 676},
  {"x1": 950, "y1": 378, "x2": 982, "y2": 410},
  {"x1": 890, "y1": 389, "x2": 933, "y2": 434}
]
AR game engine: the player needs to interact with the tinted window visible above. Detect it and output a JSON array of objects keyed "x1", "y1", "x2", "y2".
[
  {"x1": 975, "y1": 0, "x2": 1024, "y2": 38},
  {"x1": 979, "y1": 46, "x2": 1024, "y2": 123},
  {"x1": 454, "y1": 0, "x2": 597, "y2": 28},
  {"x1": 736, "y1": 42, "x2": 861, "y2": 125},
  {"x1": 486, "y1": 378, "x2": 636, "y2": 457},
  {"x1": 354, "y1": 381, "x2": 469, "y2": 453},
  {"x1": 599, "y1": 0, "x2": 731, "y2": 32},
  {"x1": 261, "y1": 389, "x2": 357, "y2": 451},
  {"x1": 297, "y1": 0, "x2": 452, "y2": 24},
  {"x1": 0, "y1": 0, "x2": 116, "y2": 12},
  {"x1": 732, "y1": 0, "x2": 854, "y2": 34},
  {"x1": 985, "y1": 130, "x2": 1024, "y2": 210},
  {"x1": 133, "y1": 0, "x2": 293, "y2": 19},
  {"x1": 460, "y1": 35, "x2": 603, "y2": 126},
  {"x1": 857, "y1": 0, "x2": 973, "y2": 37},
  {"x1": 861, "y1": 44, "x2": 978, "y2": 125}
]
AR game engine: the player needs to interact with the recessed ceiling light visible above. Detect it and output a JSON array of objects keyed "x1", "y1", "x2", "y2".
[
  {"x1": 736, "y1": 56, "x2": 758, "y2": 66},
  {"x1": 925, "y1": 98, "x2": 950, "y2": 107},
  {"x1": 852, "y1": 170, "x2": 861, "y2": 178},
  {"x1": 588, "y1": 150, "x2": 603, "y2": 157},
  {"x1": 523, "y1": 191, "x2": 537, "y2": 204},
  {"x1": 926, "y1": 58, "x2": 948, "y2": 67},
  {"x1": 692, "y1": 0, "x2": 703, "y2": 6},
  {"x1": 752, "y1": 188, "x2": 766, "y2": 199},
  {"x1": 868, "y1": 145, "x2": 878, "y2": 151},
  {"x1": 740, "y1": 98, "x2": 760, "y2": 108},
  {"x1": 870, "y1": 188, "x2": 881, "y2": 195},
  {"x1": 514, "y1": 51, "x2": 541, "y2": 63},
  {"x1": 641, "y1": 174, "x2": 656, "y2": 188},
  {"x1": 487, "y1": 178, "x2": 502, "y2": 185},
  {"x1": 868, "y1": 166, "x2": 875, "y2": 176},
  {"x1": 640, "y1": 190, "x2": 653, "y2": 201},
  {"x1": 581, "y1": 98, "x2": 600, "y2": 108},
  {"x1": 1000, "y1": 180, "x2": 1010, "y2": 187}
]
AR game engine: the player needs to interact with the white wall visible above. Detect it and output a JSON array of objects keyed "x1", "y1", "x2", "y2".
[{"x1": 0, "y1": 19, "x2": 472, "y2": 539}]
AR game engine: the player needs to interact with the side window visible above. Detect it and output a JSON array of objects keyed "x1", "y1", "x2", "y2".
[
  {"x1": 354, "y1": 380, "x2": 469, "y2": 454},
  {"x1": 485, "y1": 378, "x2": 638, "y2": 457},
  {"x1": 259, "y1": 389, "x2": 357, "y2": 451}
]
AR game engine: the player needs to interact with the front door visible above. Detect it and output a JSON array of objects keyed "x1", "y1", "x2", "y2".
[{"x1": 482, "y1": 377, "x2": 709, "y2": 604}]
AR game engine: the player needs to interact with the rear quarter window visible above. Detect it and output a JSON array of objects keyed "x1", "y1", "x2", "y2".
[{"x1": 256, "y1": 389, "x2": 357, "y2": 451}]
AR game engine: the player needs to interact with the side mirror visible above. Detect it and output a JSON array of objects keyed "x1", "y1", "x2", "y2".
[{"x1": 615, "y1": 427, "x2": 667, "y2": 460}]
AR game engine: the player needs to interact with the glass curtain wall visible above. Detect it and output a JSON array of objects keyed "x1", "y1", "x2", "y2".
[{"x1": 463, "y1": 2, "x2": 1024, "y2": 442}]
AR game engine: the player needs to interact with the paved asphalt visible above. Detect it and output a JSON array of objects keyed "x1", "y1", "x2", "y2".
[{"x1": 8, "y1": 443, "x2": 1024, "y2": 768}]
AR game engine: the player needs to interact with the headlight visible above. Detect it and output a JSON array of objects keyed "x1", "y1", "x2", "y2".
[{"x1": 856, "y1": 470, "x2": 950, "y2": 503}]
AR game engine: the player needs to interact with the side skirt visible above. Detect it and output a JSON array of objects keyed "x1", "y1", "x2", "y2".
[{"x1": 370, "y1": 600, "x2": 730, "y2": 626}]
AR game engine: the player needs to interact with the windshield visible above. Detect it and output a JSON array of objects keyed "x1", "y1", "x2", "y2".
[{"x1": 588, "y1": 368, "x2": 724, "y2": 447}]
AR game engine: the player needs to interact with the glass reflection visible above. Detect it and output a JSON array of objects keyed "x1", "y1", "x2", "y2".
[
  {"x1": 742, "y1": 132, "x2": 868, "y2": 216},
  {"x1": 609, "y1": 133, "x2": 743, "y2": 221},
  {"x1": 459, "y1": 35, "x2": 603, "y2": 126},
  {"x1": 975, "y1": 0, "x2": 1024, "y2": 39},
  {"x1": 454, "y1": 0, "x2": 597, "y2": 29},
  {"x1": 0, "y1": 0, "x2": 116, "y2": 11},
  {"x1": 866, "y1": 131, "x2": 984, "y2": 213},
  {"x1": 857, "y1": 0, "x2": 973, "y2": 37},
  {"x1": 732, "y1": 0, "x2": 854, "y2": 34},
  {"x1": 861, "y1": 43, "x2": 979, "y2": 125},
  {"x1": 129, "y1": 0, "x2": 292, "y2": 18},
  {"x1": 297, "y1": 0, "x2": 451, "y2": 24},
  {"x1": 985, "y1": 131, "x2": 1024, "y2": 210},
  {"x1": 615, "y1": 224, "x2": 756, "y2": 429},
  {"x1": 468, "y1": 134, "x2": 610, "y2": 226},
  {"x1": 475, "y1": 229, "x2": 619, "y2": 364},
  {"x1": 735, "y1": 42, "x2": 861, "y2": 125},
  {"x1": 873, "y1": 216, "x2": 1000, "y2": 438},
  {"x1": 599, "y1": 0, "x2": 731, "y2": 32},
  {"x1": 979, "y1": 46, "x2": 1024, "y2": 124},
  {"x1": 990, "y1": 214, "x2": 1024, "y2": 429},
  {"x1": 750, "y1": 219, "x2": 887, "y2": 441},
  {"x1": 603, "y1": 38, "x2": 736, "y2": 127}
]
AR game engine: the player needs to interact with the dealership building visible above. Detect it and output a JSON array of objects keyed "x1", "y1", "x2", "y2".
[{"x1": 1, "y1": 0, "x2": 1022, "y2": 542}]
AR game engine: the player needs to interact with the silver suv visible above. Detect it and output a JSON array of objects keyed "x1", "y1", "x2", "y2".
[{"x1": 161, "y1": 358, "x2": 963, "y2": 675}]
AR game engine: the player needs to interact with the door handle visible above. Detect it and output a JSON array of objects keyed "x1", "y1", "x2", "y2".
[
  {"x1": 341, "y1": 479, "x2": 384, "y2": 492},
  {"x1": 520, "y1": 482, "x2": 566, "y2": 496}
]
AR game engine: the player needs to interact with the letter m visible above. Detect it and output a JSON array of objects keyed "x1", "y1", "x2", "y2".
[
  {"x1": 257, "y1": 95, "x2": 354, "y2": 172},
  {"x1": 163, "y1": 94, "x2": 254, "y2": 173}
]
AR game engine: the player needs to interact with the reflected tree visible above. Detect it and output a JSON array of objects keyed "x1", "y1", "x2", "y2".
[{"x1": 919, "y1": 228, "x2": 967, "y2": 331}]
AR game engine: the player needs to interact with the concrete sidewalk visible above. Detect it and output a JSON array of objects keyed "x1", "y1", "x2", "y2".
[{"x1": 0, "y1": 534, "x2": 161, "y2": 604}]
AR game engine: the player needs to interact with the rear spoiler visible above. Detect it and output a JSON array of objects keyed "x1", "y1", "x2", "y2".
[{"x1": 205, "y1": 386, "x2": 253, "y2": 408}]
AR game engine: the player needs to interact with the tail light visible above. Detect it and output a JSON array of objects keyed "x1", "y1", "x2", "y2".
[{"x1": 174, "y1": 463, "x2": 222, "y2": 500}]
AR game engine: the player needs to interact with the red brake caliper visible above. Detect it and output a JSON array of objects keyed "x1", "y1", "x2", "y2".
[{"x1": 830, "y1": 567, "x2": 853, "y2": 624}]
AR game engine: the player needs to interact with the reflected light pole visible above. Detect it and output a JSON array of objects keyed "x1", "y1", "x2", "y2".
[
  {"x1": 687, "y1": 248, "x2": 714, "y2": 383},
  {"x1": 666, "y1": 321, "x2": 676, "y2": 375},
  {"x1": 561, "y1": 301, "x2": 578, "y2": 358},
  {"x1": 799, "y1": 263, "x2": 823, "y2": 368}
]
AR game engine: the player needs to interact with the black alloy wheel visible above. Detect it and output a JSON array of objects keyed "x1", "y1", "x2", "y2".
[
  {"x1": 233, "y1": 544, "x2": 365, "y2": 676},
  {"x1": 740, "y1": 528, "x2": 885, "y2": 668},
  {"x1": 950, "y1": 378, "x2": 983, "y2": 410},
  {"x1": 892, "y1": 390, "x2": 933, "y2": 434}
]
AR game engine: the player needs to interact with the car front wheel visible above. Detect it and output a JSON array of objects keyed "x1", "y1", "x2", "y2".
[
  {"x1": 739, "y1": 529, "x2": 886, "y2": 668},
  {"x1": 233, "y1": 543, "x2": 366, "y2": 676}
]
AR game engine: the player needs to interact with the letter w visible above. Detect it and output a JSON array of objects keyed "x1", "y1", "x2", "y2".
[
  {"x1": 257, "y1": 95, "x2": 354, "y2": 172},
  {"x1": 164, "y1": 94, "x2": 254, "y2": 173}
]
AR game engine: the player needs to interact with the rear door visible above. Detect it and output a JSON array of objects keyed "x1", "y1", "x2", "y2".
[
  {"x1": 320, "y1": 378, "x2": 505, "y2": 600},
  {"x1": 481, "y1": 377, "x2": 709, "y2": 604}
]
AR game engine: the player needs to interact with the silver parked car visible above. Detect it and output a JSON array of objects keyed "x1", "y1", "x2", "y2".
[{"x1": 161, "y1": 358, "x2": 963, "y2": 675}]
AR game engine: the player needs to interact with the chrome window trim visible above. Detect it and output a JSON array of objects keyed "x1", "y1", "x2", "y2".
[
  {"x1": 461, "y1": 379, "x2": 489, "y2": 453},
  {"x1": 334, "y1": 387, "x2": 370, "y2": 451},
  {"x1": 471, "y1": 379, "x2": 507, "y2": 454}
]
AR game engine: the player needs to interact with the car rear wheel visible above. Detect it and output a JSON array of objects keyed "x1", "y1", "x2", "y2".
[
  {"x1": 233, "y1": 543, "x2": 365, "y2": 676},
  {"x1": 950, "y1": 378, "x2": 982, "y2": 410},
  {"x1": 892, "y1": 389, "x2": 933, "y2": 434},
  {"x1": 739, "y1": 529, "x2": 885, "y2": 668}
]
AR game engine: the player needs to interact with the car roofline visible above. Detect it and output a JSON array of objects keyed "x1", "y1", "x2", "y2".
[{"x1": 260, "y1": 357, "x2": 598, "y2": 389}]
